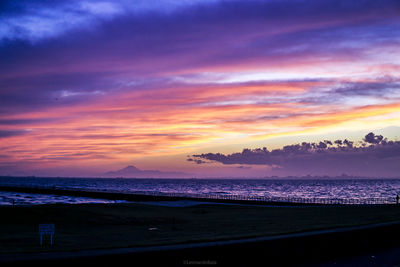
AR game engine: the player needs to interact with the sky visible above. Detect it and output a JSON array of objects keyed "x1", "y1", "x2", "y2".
[{"x1": 0, "y1": 0, "x2": 400, "y2": 178}]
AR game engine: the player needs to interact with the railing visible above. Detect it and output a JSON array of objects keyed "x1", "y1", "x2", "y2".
[{"x1": 134, "y1": 191, "x2": 396, "y2": 205}]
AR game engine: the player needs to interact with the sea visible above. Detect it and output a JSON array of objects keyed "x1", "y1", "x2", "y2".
[{"x1": 1, "y1": 176, "x2": 400, "y2": 205}]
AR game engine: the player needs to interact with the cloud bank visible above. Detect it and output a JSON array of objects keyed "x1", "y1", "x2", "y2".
[{"x1": 189, "y1": 133, "x2": 400, "y2": 177}]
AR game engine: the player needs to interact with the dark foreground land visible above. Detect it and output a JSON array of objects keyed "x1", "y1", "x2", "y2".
[{"x1": 1, "y1": 203, "x2": 400, "y2": 266}]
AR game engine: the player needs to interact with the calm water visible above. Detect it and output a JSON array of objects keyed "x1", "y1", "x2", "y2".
[{"x1": 1, "y1": 177, "x2": 400, "y2": 201}]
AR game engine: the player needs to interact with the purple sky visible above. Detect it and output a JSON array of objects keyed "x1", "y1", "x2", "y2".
[{"x1": 0, "y1": 0, "x2": 400, "y2": 177}]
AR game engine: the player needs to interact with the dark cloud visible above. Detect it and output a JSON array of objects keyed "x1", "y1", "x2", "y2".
[
  {"x1": 0, "y1": 72, "x2": 116, "y2": 114},
  {"x1": 237, "y1": 166, "x2": 251, "y2": 169},
  {"x1": 333, "y1": 79, "x2": 400, "y2": 97},
  {"x1": 0, "y1": 118, "x2": 57, "y2": 125},
  {"x1": 0, "y1": 130, "x2": 28, "y2": 138},
  {"x1": 292, "y1": 77, "x2": 400, "y2": 106},
  {"x1": 189, "y1": 133, "x2": 400, "y2": 177},
  {"x1": 364, "y1": 132, "x2": 384, "y2": 144},
  {"x1": 186, "y1": 158, "x2": 208, "y2": 165}
]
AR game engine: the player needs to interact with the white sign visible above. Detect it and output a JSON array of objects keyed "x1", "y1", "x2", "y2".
[
  {"x1": 39, "y1": 224, "x2": 55, "y2": 246},
  {"x1": 39, "y1": 224, "x2": 55, "y2": 235}
]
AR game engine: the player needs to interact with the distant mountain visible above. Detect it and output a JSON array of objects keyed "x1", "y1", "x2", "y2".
[{"x1": 103, "y1": 165, "x2": 188, "y2": 178}]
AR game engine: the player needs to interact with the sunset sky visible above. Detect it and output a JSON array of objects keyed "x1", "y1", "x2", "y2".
[{"x1": 1, "y1": 0, "x2": 400, "y2": 177}]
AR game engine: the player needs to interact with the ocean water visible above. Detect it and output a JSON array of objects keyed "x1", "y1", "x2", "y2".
[
  {"x1": 0, "y1": 191, "x2": 127, "y2": 206},
  {"x1": 1, "y1": 177, "x2": 400, "y2": 201}
]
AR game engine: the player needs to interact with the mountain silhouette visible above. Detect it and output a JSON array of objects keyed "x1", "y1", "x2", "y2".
[{"x1": 104, "y1": 165, "x2": 188, "y2": 178}]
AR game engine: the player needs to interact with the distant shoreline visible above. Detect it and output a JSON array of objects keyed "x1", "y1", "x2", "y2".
[{"x1": 2, "y1": 175, "x2": 400, "y2": 180}]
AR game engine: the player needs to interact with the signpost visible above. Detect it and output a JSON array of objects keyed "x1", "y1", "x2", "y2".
[{"x1": 39, "y1": 224, "x2": 55, "y2": 246}]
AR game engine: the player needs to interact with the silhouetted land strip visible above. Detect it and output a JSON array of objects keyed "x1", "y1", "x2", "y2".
[
  {"x1": 0, "y1": 185, "x2": 395, "y2": 205},
  {"x1": 1, "y1": 203, "x2": 400, "y2": 266}
]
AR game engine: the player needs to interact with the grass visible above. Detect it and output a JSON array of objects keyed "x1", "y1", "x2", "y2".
[{"x1": 1, "y1": 203, "x2": 400, "y2": 254}]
